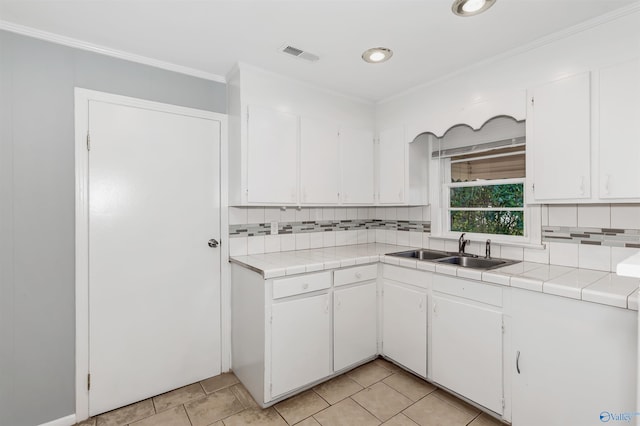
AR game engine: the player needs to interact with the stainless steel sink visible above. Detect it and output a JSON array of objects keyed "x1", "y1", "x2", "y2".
[
  {"x1": 435, "y1": 255, "x2": 519, "y2": 270},
  {"x1": 386, "y1": 249, "x2": 453, "y2": 261}
]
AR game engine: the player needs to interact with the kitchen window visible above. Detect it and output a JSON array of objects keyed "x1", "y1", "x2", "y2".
[{"x1": 446, "y1": 146, "x2": 525, "y2": 237}]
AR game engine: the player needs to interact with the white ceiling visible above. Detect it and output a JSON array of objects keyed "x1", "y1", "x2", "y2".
[{"x1": 0, "y1": 0, "x2": 636, "y2": 102}]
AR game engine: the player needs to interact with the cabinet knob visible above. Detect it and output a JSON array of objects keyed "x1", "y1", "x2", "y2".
[
  {"x1": 302, "y1": 283, "x2": 309, "y2": 290},
  {"x1": 355, "y1": 272, "x2": 362, "y2": 279}
]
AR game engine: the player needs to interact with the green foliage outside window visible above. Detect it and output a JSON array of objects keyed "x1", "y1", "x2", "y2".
[
  {"x1": 450, "y1": 184, "x2": 524, "y2": 208},
  {"x1": 450, "y1": 210, "x2": 524, "y2": 236},
  {"x1": 449, "y1": 183, "x2": 524, "y2": 236}
]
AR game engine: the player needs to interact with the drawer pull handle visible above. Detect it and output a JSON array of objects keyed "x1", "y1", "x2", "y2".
[{"x1": 516, "y1": 350, "x2": 521, "y2": 374}]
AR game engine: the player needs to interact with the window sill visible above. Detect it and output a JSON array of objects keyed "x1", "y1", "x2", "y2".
[{"x1": 429, "y1": 234, "x2": 546, "y2": 250}]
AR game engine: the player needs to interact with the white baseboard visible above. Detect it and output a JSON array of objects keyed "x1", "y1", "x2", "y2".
[{"x1": 39, "y1": 414, "x2": 76, "y2": 426}]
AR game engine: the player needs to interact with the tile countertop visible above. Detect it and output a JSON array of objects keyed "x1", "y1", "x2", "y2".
[{"x1": 229, "y1": 243, "x2": 640, "y2": 311}]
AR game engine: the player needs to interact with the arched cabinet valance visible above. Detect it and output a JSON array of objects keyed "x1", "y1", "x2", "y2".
[{"x1": 405, "y1": 90, "x2": 526, "y2": 142}]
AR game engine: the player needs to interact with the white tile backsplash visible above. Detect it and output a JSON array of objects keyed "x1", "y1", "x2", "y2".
[
  {"x1": 229, "y1": 207, "x2": 248, "y2": 225},
  {"x1": 548, "y1": 205, "x2": 577, "y2": 227},
  {"x1": 309, "y1": 208, "x2": 323, "y2": 221},
  {"x1": 357, "y1": 230, "x2": 369, "y2": 244},
  {"x1": 423, "y1": 234, "x2": 432, "y2": 249},
  {"x1": 501, "y1": 246, "x2": 524, "y2": 261},
  {"x1": 295, "y1": 208, "x2": 310, "y2": 221},
  {"x1": 410, "y1": 232, "x2": 423, "y2": 248},
  {"x1": 611, "y1": 204, "x2": 640, "y2": 229},
  {"x1": 409, "y1": 207, "x2": 422, "y2": 221},
  {"x1": 334, "y1": 208, "x2": 347, "y2": 220},
  {"x1": 577, "y1": 205, "x2": 610, "y2": 228},
  {"x1": 264, "y1": 207, "x2": 281, "y2": 222},
  {"x1": 396, "y1": 207, "x2": 409, "y2": 221},
  {"x1": 280, "y1": 207, "x2": 296, "y2": 222},
  {"x1": 280, "y1": 234, "x2": 296, "y2": 251},
  {"x1": 346, "y1": 208, "x2": 358, "y2": 220},
  {"x1": 264, "y1": 235, "x2": 281, "y2": 253},
  {"x1": 524, "y1": 246, "x2": 549, "y2": 264},
  {"x1": 247, "y1": 208, "x2": 265, "y2": 224},
  {"x1": 335, "y1": 230, "x2": 348, "y2": 246},
  {"x1": 229, "y1": 237, "x2": 248, "y2": 256},
  {"x1": 385, "y1": 230, "x2": 398, "y2": 245},
  {"x1": 385, "y1": 207, "x2": 397, "y2": 220},
  {"x1": 323, "y1": 231, "x2": 336, "y2": 247},
  {"x1": 357, "y1": 208, "x2": 369, "y2": 219},
  {"x1": 322, "y1": 208, "x2": 335, "y2": 220},
  {"x1": 247, "y1": 235, "x2": 265, "y2": 254},
  {"x1": 578, "y1": 244, "x2": 611, "y2": 271},
  {"x1": 309, "y1": 232, "x2": 324, "y2": 249},
  {"x1": 295, "y1": 233, "x2": 310, "y2": 250},
  {"x1": 346, "y1": 230, "x2": 358, "y2": 245},
  {"x1": 549, "y1": 242, "x2": 579, "y2": 267},
  {"x1": 396, "y1": 230, "x2": 410, "y2": 246}
]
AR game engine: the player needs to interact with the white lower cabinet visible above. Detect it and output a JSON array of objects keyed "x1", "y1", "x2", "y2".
[
  {"x1": 333, "y1": 282, "x2": 378, "y2": 371},
  {"x1": 431, "y1": 294, "x2": 503, "y2": 414},
  {"x1": 511, "y1": 289, "x2": 637, "y2": 426},
  {"x1": 382, "y1": 281, "x2": 427, "y2": 377},
  {"x1": 381, "y1": 265, "x2": 430, "y2": 377},
  {"x1": 271, "y1": 293, "x2": 332, "y2": 397}
]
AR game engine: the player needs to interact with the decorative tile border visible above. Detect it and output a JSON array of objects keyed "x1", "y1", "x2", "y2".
[
  {"x1": 542, "y1": 226, "x2": 640, "y2": 248},
  {"x1": 230, "y1": 219, "x2": 431, "y2": 238}
]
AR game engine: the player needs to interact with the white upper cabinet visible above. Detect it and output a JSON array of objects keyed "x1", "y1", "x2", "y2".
[
  {"x1": 598, "y1": 58, "x2": 640, "y2": 200},
  {"x1": 247, "y1": 105, "x2": 299, "y2": 204},
  {"x1": 527, "y1": 72, "x2": 591, "y2": 202},
  {"x1": 376, "y1": 126, "x2": 429, "y2": 206},
  {"x1": 339, "y1": 127, "x2": 375, "y2": 204},
  {"x1": 300, "y1": 117, "x2": 340, "y2": 204},
  {"x1": 227, "y1": 64, "x2": 377, "y2": 206},
  {"x1": 378, "y1": 126, "x2": 407, "y2": 204}
]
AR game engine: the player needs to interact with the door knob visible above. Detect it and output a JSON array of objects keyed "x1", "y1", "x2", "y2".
[{"x1": 208, "y1": 239, "x2": 219, "y2": 248}]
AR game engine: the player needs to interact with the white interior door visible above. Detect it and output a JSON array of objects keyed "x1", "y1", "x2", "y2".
[{"x1": 88, "y1": 99, "x2": 221, "y2": 416}]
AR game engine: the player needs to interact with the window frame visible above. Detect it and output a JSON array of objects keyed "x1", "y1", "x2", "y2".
[{"x1": 434, "y1": 151, "x2": 541, "y2": 246}]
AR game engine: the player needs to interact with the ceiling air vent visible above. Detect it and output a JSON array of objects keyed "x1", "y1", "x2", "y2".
[{"x1": 279, "y1": 44, "x2": 319, "y2": 62}]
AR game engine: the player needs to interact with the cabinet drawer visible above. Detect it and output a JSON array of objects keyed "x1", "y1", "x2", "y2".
[
  {"x1": 334, "y1": 264, "x2": 377, "y2": 287},
  {"x1": 433, "y1": 275, "x2": 502, "y2": 307},
  {"x1": 273, "y1": 271, "x2": 331, "y2": 299},
  {"x1": 383, "y1": 264, "x2": 431, "y2": 289}
]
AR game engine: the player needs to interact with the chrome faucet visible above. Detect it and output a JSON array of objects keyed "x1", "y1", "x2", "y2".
[
  {"x1": 485, "y1": 239, "x2": 491, "y2": 259},
  {"x1": 458, "y1": 233, "x2": 470, "y2": 255}
]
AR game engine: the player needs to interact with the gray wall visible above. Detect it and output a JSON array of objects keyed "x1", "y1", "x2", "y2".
[{"x1": 0, "y1": 30, "x2": 226, "y2": 426}]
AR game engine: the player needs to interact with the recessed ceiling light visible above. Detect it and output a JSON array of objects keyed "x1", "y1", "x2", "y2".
[
  {"x1": 452, "y1": 0, "x2": 496, "y2": 17},
  {"x1": 362, "y1": 47, "x2": 393, "y2": 64}
]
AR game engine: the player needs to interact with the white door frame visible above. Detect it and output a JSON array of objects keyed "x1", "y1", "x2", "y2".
[{"x1": 74, "y1": 88, "x2": 230, "y2": 422}]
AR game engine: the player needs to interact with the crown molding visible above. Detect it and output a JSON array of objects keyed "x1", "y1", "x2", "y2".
[
  {"x1": 0, "y1": 20, "x2": 226, "y2": 84},
  {"x1": 379, "y1": 2, "x2": 640, "y2": 104}
]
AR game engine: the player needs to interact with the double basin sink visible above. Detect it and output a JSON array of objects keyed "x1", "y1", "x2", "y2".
[{"x1": 386, "y1": 249, "x2": 520, "y2": 270}]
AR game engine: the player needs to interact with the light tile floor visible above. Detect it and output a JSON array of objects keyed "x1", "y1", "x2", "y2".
[{"x1": 74, "y1": 358, "x2": 506, "y2": 426}]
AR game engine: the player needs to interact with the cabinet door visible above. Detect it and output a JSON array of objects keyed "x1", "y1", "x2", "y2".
[
  {"x1": 300, "y1": 117, "x2": 340, "y2": 204},
  {"x1": 247, "y1": 105, "x2": 298, "y2": 204},
  {"x1": 334, "y1": 282, "x2": 378, "y2": 371},
  {"x1": 528, "y1": 73, "x2": 591, "y2": 201},
  {"x1": 271, "y1": 293, "x2": 332, "y2": 397},
  {"x1": 431, "y1": 294, "x2": 503, "y2": 414},
  {"x1": 382, "y1": 281, "x2": 427, "y2": 377},
  {"x1": 599, "y1": 58, "x2": 640, "y2": 199},
  {"x1": 339, "y1": 128, "x2": 374, "y2": 204},
  {"x1": 511, "y1": 289, "x2": 636, "y2": 426},
  {"x1": 378, "y1": 127, "x2": 406, "y2": 204}
]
